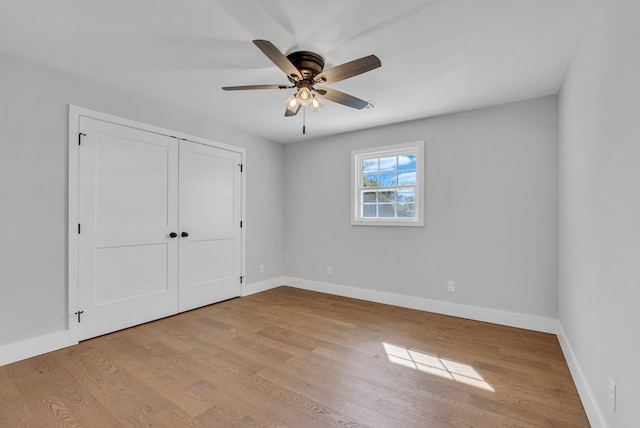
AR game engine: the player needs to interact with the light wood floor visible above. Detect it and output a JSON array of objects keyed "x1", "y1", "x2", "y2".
[{"x1": 0, "y1": 287, "x2": 589, "y2": 427}]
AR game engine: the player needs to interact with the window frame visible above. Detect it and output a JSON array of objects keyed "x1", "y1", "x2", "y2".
[{"x1": 351, "y1": 141, "x2": 425, "y2": 226}]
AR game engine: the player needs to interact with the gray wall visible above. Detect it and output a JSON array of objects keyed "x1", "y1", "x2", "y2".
[
  {"x1": 284, "y1": 96, "x2": 559, "y2": 318},
  {"x1": 0, "y1": 51, "x2": 285, "y2": 346},
  {"x1": 559, "y1": 0, "x2": 640, "y2": 426}
]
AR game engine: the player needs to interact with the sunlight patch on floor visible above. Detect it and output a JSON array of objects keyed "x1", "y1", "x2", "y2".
[{"x1": 382, "y1": 342, "x2": 495, "y2": 392}]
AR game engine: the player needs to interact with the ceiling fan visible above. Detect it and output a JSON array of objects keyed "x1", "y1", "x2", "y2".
[{"x1": 222, "y1": 40, "x2": 381, "y2": 117}]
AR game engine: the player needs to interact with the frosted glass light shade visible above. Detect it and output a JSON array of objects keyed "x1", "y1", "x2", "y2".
[
  {"x1": 311, "y1": 95, "x2": 324, "y2": 112},
  {"x1": 285, "y1": 94, "x2": 299, "y2": 109},
  {"x1": 296, "y1": 87, "x2": 313, "y2": 106}
]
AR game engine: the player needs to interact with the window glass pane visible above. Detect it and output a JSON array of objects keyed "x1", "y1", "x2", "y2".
[
  {"x1": 363, "y1": 191, "x2": 377, "y2": 203},
  {"x1": 379, "y1": 171, "x2": 397, "y2": 186},
  {"x1": 378, "y1": 204, "x2": 395, "y2": 217},
  {"x1": 353, "y1": 142, "x2": 423, "y2": 225},
  {"x1": 397, "y1": 154, "x2": 416, "y2": 171},
  {"x1": 378, "y1": 190, "x2": 395, "y2": 203},
  {"x1": 362, "y1": 159, "x2": 378, "y2": 174},
  {"x1": 397, "y1": 188, "x2": 415, "y2": 202},
  {"x1": 363, "y1": 204, "x2": 377, "y2": 218},
  {"x1": 363, "y1": 173, "x2": 379, "y2": 187},
  {"x1": 398, "y1": 170, "x2": 416, "y2": 185},
  {"x1": 379, "y1": 156, "x2": 397, "y2": 171},
  {"x1": 397, "y1": 203, "x2": 415, "y2": 218}
]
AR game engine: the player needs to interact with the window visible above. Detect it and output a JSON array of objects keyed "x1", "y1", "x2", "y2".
[{"x1": 351, "y1": 141, "x2": 424, "y2": 226}]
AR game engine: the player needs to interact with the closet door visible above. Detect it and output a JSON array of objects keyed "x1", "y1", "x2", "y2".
[
  {"x1": 78, "y1": 117, "x2": 179, "y2": 340},
  {"x1": 178, "y1": 141, "x2": 242, "y2": 312}
]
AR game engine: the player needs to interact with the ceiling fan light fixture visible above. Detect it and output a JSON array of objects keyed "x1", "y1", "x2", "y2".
[
  {"x1": 311, "y1": 95, "x2": 324, "y2": 112},
  {"x1": 285, "y1": 94, "x2": 299, "y2": 109},
  {"x1": 296, "y1": 86, "x2": 313, "y2": 106}
]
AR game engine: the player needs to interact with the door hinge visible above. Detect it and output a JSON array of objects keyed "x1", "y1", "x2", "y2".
[
  {"x1": 240, "y1": 221, "x2": 243, "y2": 228},
  {"x1": 78, "y1": 132, "x2": 86, "y2": 145},
  {"x1": 238, "y1": 163, "x2": 243, "y2": 173},
  {"x1": 240, "y1": 276, "x2": 244, "y2": 284},
  {"x1": 74, "y1": 310, "x2": 84, "y2": 323},
  {"x1": 78, "y1": 224, "x2": 81, "y2": 234}
]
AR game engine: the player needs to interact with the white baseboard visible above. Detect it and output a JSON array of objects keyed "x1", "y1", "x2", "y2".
[
  {"x1": 242, "y1": 276, "x2": 285, "y2": 297},
  {"x1": 283, "y1": 277, "x2": 560, "y2": 334},
  {"x1": 557, "y1": 326, "x2": 607, "y2": 428},
  {"x1": 0, "y1": 330, "x2": 75, "y2": 367}
]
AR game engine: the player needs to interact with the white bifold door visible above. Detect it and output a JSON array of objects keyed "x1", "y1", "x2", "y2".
[{"x1": 78, "y1": 117, "x2": 242, "y2": 340}]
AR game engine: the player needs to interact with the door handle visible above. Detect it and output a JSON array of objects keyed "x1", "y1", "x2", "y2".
[
  {"x1": 181, "y1": 231, "x2": 189, "y2": 238},
  {"x1": 169, "y1": 232, "x2": 178, "y2": 238}
]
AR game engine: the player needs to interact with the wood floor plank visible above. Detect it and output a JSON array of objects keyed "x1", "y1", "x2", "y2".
[
  {"x1": 114, "y1": 355, "x2": 213, "y2": 416},
  {"x1": 0, "y1": 398, "x2": 57, "y2": 428},
  {"x1": 0, "y1": 366, "x2": 21, "y2": 403},
  {"x1": 1, "y1": 286, "x2": 589, "y2": 427},
  {"x1": 188, "y1": 346, "x2": 366, "y2": 428},
  {"x1": 58, "y1": 346, "x2": 174, "y2": 427}
]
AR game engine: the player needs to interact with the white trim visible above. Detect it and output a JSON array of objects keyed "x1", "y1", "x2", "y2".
[
  {"x1": 241, "y1": 153, "x2": 246, "y2": 287},
  {"x1": 0, "y1": 330, "x2": 72, "y2": 367},
  {"x1": 68, "y1": 107, "x2": 81, "y2": 345},
  {"x1": 242, "y1": 277, "x2": 284, "y2": 297},
  {"x1": 69, "y1": 105, "x2": 244, "y2": 153},
  {"x1": 283, "y1": 277, "x2": 559, "y2": 334},
  {"x1": 557, "y1": 325, "x2": 607, "y2": 428},
  {"x1": 351, "y1": 141, "x2": 425, "y2": 227}
]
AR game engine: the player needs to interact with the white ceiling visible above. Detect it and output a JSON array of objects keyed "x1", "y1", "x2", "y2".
[{"x1": 0, "y1": 0, "x2": 587, "y2": 143}]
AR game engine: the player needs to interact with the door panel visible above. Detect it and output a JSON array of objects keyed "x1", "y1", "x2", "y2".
[
  {"x1": 179, "y1": 141, "x2": 242, "y2": 312},
  {"x1": 94, "y1": 244, "x2": 169, "y2": 304},
  {"x1": 95, "y1": 135, "x2": 171, "y2": 229},
  {"x1": 183, "y1": 239, "x2": 235, "y2": 286},
  {"x1": 78, "y1": 117, "x2": 179, "y2": 340}
]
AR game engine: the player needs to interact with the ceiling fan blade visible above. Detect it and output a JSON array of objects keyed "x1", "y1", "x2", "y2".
[
  {"x1": 315, "y1": 88, "x2": 370, "y2": 109},
  {"x1": 314, "y1": 55, "x2": 381, "y2": 85},
  {"x1": 285, "y1": 104, "x2": 301, "y2": 117},
  {"x1": 253, "y1": 39, "x2": 301, "y2": 81},
  {"x1": 222, "y1": 84, "x2": 292, "y2": 91}
]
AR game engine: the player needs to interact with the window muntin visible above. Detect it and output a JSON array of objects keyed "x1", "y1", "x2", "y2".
[{"x1": 352, "y1": 142, "x2": 424, "y2": 226}]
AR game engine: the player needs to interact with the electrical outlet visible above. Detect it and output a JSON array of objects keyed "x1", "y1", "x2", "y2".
[
  {"x1": 259, "y1": 265, "x2": 265, "y2": 274},
  {"x1": 447, "y1": 280, "x2": 456, "y2": 293},
  {"x1": 609, "y1": 377, "x2": 616, "y2": 412},
  {"x1": 326, "y1": 266, "x2": 333, "y2": 276}
]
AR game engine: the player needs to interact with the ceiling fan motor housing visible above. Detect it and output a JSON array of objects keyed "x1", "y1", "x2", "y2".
[{"x1": 286, "y1": 51, "x2": 325, "y2": 83}]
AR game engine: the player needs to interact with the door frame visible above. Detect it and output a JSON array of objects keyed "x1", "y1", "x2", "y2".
[{"x1": 68, "y1": 105, "x2": 246, "y2": 343}]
